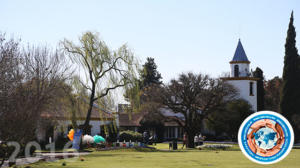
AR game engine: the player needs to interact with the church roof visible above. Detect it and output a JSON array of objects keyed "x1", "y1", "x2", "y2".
[{"x1": 230, "y1": 39, "x2": 250, "y2": 63}]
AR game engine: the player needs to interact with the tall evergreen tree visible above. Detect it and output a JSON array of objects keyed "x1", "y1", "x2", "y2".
[
  {"x1": 253, "y1": 67, "x2": 264, "y2": 111},
  {"x1": 140, "y1": 57, "x2": 162, "y2": 87},
  {"x1": 280, "y1": 11, "x2": 300, "y2": 140},
  {"x1": 123, "y1": 57, "x2": 162, "y2": 111}
]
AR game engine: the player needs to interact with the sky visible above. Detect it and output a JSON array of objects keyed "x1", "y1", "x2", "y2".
[{"x1": 1, "y1": 0, "x2": 300, "y2": 83}]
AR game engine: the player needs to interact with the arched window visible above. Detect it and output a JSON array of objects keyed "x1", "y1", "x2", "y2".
[{"x1": 234, "y1": 65, "x2": 239, "y2": 77}]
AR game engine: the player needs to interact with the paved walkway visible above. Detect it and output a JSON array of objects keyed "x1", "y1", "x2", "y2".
[{"x1": 1, "y1": 152, "x2": 90, "y2": 167}]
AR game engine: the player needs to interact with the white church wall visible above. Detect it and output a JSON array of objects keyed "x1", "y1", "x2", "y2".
[
  {"x1": 90, "y1": 120, "x2": 112, "y2": 135},
  {"x1": 227, "y1": 80, "x2": 257, "y2": 111},
  {"x1": 230, "y1": 63, "x2": 250, "y2": 77},
  {"x1": 90, "y1": 121, "x2": 101, "y2": 136}
]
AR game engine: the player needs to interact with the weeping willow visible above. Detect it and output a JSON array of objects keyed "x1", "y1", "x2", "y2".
[{"x1": 61, "y1": 31, "x2": 141, "y2": 133}]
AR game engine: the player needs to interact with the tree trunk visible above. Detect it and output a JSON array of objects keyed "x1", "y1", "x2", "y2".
[
  {"x1": 187, "y1": 132, "x2": 195, "y2": 148},
  {"x1": 83, "y1": 82, "x2": 96, "y2": 134},
  {"x1": 83, "y1": 100, "x2": 94, "y2": 134}
]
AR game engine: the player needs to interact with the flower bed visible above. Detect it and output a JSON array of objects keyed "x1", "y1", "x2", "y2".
[{"x1": 196, "y1": 144, "x2": 233, "y2": 150}]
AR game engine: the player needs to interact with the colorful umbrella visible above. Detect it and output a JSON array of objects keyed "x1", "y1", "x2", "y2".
[
  {"x1": 93, "y1": 135, "x2": 105, "y2": 143},
  {"x1": 83, "y1": 135, "x2": 95, "y2": 144},
  {"x1": 67, "y1": 129, "x2": 74, "y2": 141}
]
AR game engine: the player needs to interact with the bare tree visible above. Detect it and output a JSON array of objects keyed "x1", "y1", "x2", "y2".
[
  {"x1": 0, "y1": 34, "x2": 22, "y2": 167},
  {"x1": 61, "y1": 31, "x2": 139, "y2": 133},
  {"x1": 0, "y1": 33, "x2": 70, "y2": 167},
  {"x1": 159, "y1": 72, "x2": 237, "y2": 148},
  {"x1": 0, "y1": 33, "x2": 21, "y2": 121}
]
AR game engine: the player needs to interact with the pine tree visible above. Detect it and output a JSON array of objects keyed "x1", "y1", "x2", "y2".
[
  {"x1": 280, "y1": 11, "x2": 300, "y2": 139},
  {"x1": 253, "y1": 67, "x2": 264, "y2": 111},
  {"x1": 140, "y1": 57, "x2": 162, "y2": 87}
]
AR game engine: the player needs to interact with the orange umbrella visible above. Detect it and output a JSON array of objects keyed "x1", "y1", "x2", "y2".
[{"x1": 67, "y1": 129, "x2": 75, "y2": 141}]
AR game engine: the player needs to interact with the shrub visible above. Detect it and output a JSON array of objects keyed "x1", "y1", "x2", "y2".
[
  {"x1": 0, "y1": 141, "x2": 35, "y2": 166},
  {"x1": 55, "y1": 134, "x2": 69, "y2": 149},
  {"x1": 0, "y1": 143, "x2": 18, "y2": 161},
  {"x1": 38, "y1": 140, "x2": 48, "y2": 150},
  {"x1": 119, "y1": 130, "x2": 142, "y2": 142}
]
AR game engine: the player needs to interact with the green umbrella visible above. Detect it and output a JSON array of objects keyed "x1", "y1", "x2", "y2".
[{"x1": 94, "y1": 135, "x2": 105, "y2": 143}]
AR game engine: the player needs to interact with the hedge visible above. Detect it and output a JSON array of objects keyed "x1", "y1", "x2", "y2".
[{"x1": 119, "y1": 130, "x2": 142, "y2": 142}]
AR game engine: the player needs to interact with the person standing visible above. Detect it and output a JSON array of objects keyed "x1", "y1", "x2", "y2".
[
  {"x1": 182, "y1": 132, "x2": 188, "y2": 149},
  {"x1": 146, "y1": 131, "x2": 150, "y2": 145},
  {"x1": 143, "y1": 131, "x2": 147, "y2": 145},
  {"x1": 198, "y1": 133, "x2": 204, "y2": 146},
  {"x1": 194, "y1": 134, "x2": 199, "y2": 147},
  {"x1": 153, "y1": 132, "x2": 157, "y2": 145}
]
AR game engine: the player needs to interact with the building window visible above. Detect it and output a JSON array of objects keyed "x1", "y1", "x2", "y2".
[
  {"x1": 249, "y1": 82, "x2": 254, "y2": 96},
  {"x1": 178, "y1": 127, "x2": 183, "y2": 138},
  {"x1": 168, "y1": 127, "x2": 174, "y2": 138},
  {"x1": 234, "y1": 65, "x2": 239, "y2": 77},
  {"x1": 165, "y1": 127, "x2": 175, "y2": 139}
]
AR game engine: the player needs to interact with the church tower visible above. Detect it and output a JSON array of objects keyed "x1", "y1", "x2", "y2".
[{"x1": 222, "y1": 39, "x2": 258, "y2": 111}]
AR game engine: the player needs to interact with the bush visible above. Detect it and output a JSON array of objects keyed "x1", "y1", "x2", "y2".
[
  {"x1": 55, "y1": 134, "x2": 69, "y2": 149},
  {"x1": 0, "y1": 143, "x2": 17, "y2": 167},
  {"x1": 0, "y1": 142, "x2": 35, "y2": 161},
  {"x1": 38, "y1": 140, "x2": 48, "y2": 150},
  {"x1": 0, "y1": 143, "x2": 14, "y2": 158},
  {"x1": 119, "y1": 130, "x2": 142, "y2": 142}
]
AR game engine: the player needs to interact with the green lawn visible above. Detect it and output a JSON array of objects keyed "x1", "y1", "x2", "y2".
[{"x1": 21, "y1": 144, "x2": 300, "y2": 168}]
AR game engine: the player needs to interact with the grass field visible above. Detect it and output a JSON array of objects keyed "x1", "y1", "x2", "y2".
[{"x1": 20, "y1": 143, "x2": 300, "y2": 168}]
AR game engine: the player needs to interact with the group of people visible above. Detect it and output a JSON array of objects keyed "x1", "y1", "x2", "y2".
[
  {"x1": 194, "y1": 133, "x2": 205, "y2": 147},
  {"x1": 142, "y1": 131, "x2": 205, "y2": 148},
  {"x1": 182, "y1": 132, "x2": 205, "y2": 149}
]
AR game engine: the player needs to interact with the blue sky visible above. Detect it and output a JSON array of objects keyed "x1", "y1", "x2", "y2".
[{"x1": 1, "y1": 0, "x2": 300, "y2": 82}]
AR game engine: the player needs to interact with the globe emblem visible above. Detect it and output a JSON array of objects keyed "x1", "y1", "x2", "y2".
[
  {"x1": 254, "y1": 127, "x2": 278, "y2": 150},
  {"x1": 246, "y1": 119, "x2": 285, "y2": 157},
  {"x1": 239, "y1": 111, "x2": 294, "y2": 164}
]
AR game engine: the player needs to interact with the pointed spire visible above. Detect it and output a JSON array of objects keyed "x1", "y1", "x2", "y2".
[{"x1": 230, "y1": 39, "x2": 250, "y2": 64}]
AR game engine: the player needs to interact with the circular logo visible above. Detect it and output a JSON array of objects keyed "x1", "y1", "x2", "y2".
[{"x1": 238, "y1": 111, "x2": 294, "y2": 164}]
